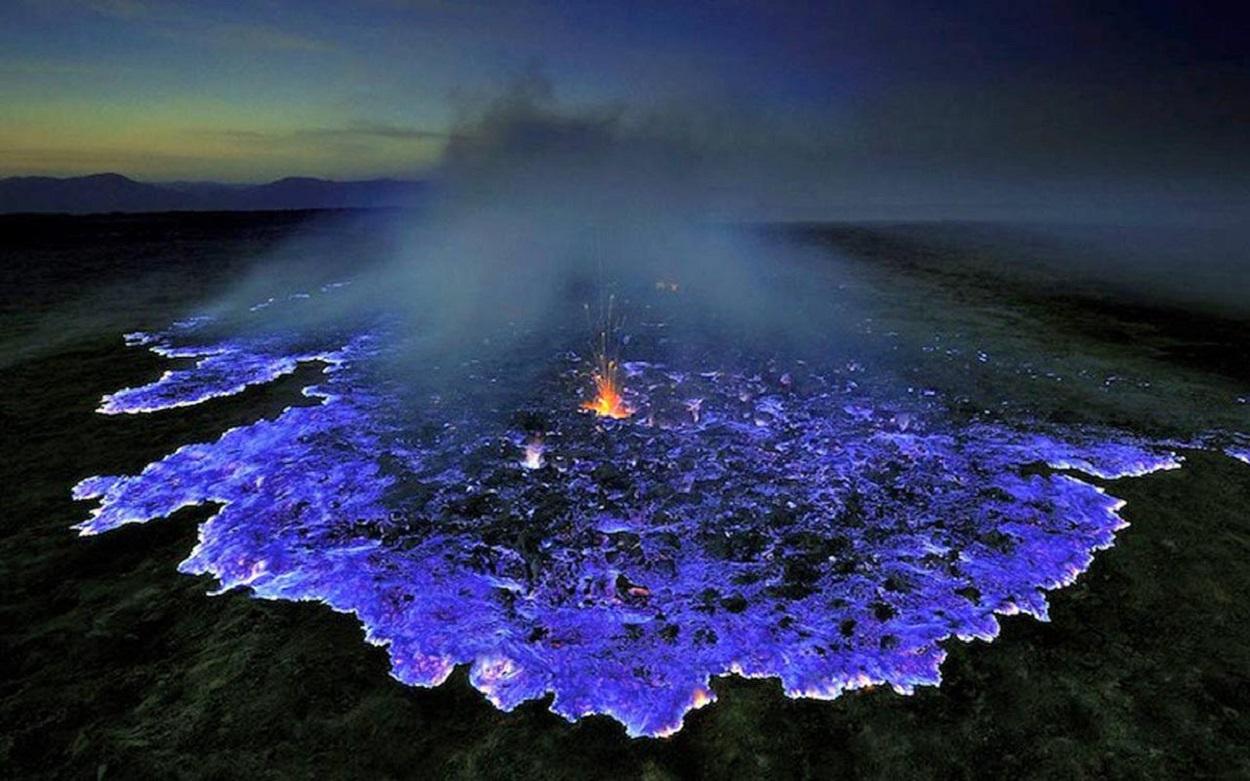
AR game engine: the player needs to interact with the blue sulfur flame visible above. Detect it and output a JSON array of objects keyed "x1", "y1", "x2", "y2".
[{"x1": 75, "y1": 308, "x2": 1227, "y2": 738}]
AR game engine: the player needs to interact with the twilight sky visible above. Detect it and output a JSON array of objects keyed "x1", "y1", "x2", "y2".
[{"x1": 1, "y1": 1, "x2": 1246, "y2": 218}]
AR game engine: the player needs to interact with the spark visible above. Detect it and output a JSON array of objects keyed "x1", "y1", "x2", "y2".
[{"x1": 582, "y1": 293, "x2": 632, "y2": 419}]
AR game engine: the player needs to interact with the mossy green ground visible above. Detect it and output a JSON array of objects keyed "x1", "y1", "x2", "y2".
[{"x1": 3, "y1": 213, "x2": 1247, "y2": 779}]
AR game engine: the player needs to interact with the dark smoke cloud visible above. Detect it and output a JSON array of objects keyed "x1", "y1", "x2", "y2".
[
  {"x1": 214, "y1": 69, "x2": 863, "y2": 402},
  {"x1": 211, "y1": 62, "x2": 1249, "y2": 402}
]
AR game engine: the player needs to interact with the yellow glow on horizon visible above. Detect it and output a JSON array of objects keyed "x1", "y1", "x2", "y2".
[{"x1": 0, "y1": 99, "x2": 447, "y2": 181}]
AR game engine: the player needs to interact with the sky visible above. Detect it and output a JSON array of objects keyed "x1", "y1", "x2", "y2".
[{"x1": 1, "y1": 0, "x2": 1246, "y2": 218}]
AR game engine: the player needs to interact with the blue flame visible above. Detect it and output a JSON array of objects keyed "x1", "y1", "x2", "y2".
[{"x1": 74, "y1": 307, "x2": 1216, "y2": 738}]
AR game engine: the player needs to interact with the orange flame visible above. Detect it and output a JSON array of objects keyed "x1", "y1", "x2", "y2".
[
  {"x1": 581, "y1": 293, "x2": 632, "y2": 419},
  {"x1": 582, "y1": 360, "x2": 632, "y2": 419}
]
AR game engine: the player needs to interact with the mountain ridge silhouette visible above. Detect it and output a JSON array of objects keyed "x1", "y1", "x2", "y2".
[{"x1": 0, "y1": 173, "x2": 427, "y2": 213}]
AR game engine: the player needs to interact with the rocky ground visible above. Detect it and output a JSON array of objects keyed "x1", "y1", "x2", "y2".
[{"x1": 2, "y1": 212, "x2": 1247, "y2": 779}]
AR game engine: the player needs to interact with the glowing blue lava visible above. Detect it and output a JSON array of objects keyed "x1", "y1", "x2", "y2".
[{"x1": 75, "y1": 313, "x2": 1204, "y2": 737}]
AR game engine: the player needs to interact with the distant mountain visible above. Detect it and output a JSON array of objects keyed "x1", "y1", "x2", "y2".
[{"x1": 0, "y1": 173, "x2": 427, "y2": 214}]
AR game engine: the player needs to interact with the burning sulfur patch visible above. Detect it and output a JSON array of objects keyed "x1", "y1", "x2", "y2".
[
  {"x1": 522, "y1": 436, "x2": 546, "y2": 469},
  {"x1": 581, "y1": 293, "x2": 633, "y2": 419},
  {"x1": 582, "y1": 367, "x2": 632, "y2": 419},
  {"x1": 72, "y1": 310, "x2": 1237, "y2": 738}
]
